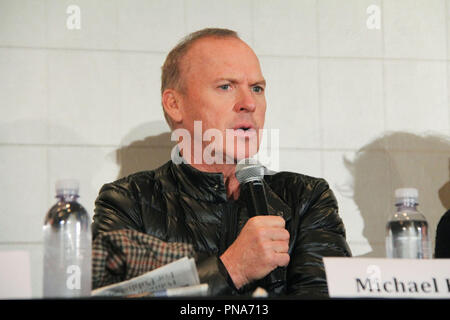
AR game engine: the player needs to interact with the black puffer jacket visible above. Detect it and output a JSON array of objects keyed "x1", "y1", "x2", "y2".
[{"x1": 92, "y1": 160, "x2": 351, "y2": 297}]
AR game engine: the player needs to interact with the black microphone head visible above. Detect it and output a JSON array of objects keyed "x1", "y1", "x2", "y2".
[{"x1": 235, "y1": 158, "x2": 265, "y2": 184}]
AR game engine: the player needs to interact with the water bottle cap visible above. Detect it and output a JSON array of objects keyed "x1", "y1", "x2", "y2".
[
  {"x1": 55, "y1": 179, "x2": 79, "y2": 196},
  {"x1": 395, "y1": 188, "x2": 418, "y2": 203}
]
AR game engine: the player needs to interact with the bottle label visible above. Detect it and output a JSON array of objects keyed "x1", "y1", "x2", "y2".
[{"x1": 386, "y1": 236, "x2": 431, "y2": 259}]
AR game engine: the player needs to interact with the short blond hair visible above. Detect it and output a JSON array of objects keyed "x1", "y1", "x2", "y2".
[{"x1": 161, "y1": 28, "x2": 239, "y2": 129}]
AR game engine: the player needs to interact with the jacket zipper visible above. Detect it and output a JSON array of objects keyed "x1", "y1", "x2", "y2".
[{"x1": 220, "y1": 201, "x2": 238, "y2": 255}]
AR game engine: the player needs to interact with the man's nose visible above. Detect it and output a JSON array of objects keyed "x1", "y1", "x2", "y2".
[{"x1": 234, "y1": 87, "x2": 256, "y2": 112}]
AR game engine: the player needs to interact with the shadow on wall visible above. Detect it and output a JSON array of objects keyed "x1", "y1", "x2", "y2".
[
  {"x1": 115, "y1": 121, "x2": 176, "y2": 179},
  {"x1": 343, "y1": 132, "x2": 450, "y2": 258}
]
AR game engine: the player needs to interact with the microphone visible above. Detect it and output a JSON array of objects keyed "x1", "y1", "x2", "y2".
[
  {"x1": 235, "y1": 158, "x2": 286, "y2": 294},
  {"x1": 235, "y1": 158, "x2": 268, "y2": 217}
]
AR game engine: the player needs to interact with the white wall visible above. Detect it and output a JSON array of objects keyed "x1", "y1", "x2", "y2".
[{"x1": 0, "y1": 0, "x2": 449, "y2": 298}]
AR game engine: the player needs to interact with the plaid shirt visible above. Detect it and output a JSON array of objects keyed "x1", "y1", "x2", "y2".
[{"x1": 92, "y1": 229, "x2": 195, "y2": 289}]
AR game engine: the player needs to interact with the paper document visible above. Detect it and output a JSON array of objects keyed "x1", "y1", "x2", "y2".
[
  {"x1": 128, "y1": 284, "x2": 209, "y2": 297},
  {"x1": 92, "y1": 257, "x2": 206, "y2": 297}
]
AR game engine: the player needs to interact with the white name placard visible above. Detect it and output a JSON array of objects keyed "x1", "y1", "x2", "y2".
[{"x1": 323, "y1": 257, "x2": 450, "y2": 299}]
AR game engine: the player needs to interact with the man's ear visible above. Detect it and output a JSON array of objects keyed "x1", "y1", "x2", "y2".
[{"x1": 162, "y1": 89, "x2": 183, "y2": 124}]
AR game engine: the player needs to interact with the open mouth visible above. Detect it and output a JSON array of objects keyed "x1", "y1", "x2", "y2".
[
  {"x1": 232, "y1": 122, "x2": 255, "y2": 131},
  {"x1": 232, "y1": 125, "x2": 257, "y2": 137}
]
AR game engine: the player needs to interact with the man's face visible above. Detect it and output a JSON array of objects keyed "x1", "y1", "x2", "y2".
[{"x1": 178, "y1": 37, "x2": 266, "y2": 163}]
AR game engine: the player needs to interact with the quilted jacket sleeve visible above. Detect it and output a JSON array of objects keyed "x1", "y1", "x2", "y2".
[
  {"x1": 92, "y1": 179, "x2": 145, "y2": 239},
  {"x1": 92, "y1": 179, "x2": 237, "y2": 296},
  {"x1": 287, "y1": 178, "x2": 352, "y2": 297}
]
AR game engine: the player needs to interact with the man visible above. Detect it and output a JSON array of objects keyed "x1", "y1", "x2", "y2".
[{"x1": 92, "y1": 28, "x2": 351, "y2": 297}]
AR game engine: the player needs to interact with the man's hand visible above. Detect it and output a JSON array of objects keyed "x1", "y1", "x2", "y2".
[{"x1": 219, "y1": 215, "x2": 290, "y2": 289}]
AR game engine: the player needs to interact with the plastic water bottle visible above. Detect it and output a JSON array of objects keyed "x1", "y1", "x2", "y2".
[
  {"x1": 385, "y1": 188, "x2": 431, "y2": 259},
  {"x1": 43, "y1": 179, "x2": 92, "y2": 298}
]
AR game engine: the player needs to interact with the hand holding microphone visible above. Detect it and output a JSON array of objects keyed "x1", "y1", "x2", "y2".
[
  {"x1": 220, "y1": 215, "x2": 290, "y2": 289},
  {"x1": 220, "y1": 159, "x2": 290, "y2": 290}
]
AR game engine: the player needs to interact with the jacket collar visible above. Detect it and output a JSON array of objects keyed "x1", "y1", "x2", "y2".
[
  {"x1": 169, "y1": 160, "x2": 292, "y2": 222},
  {"x1": 170, "y1": 160, "x2": 228, "y2": 203}
]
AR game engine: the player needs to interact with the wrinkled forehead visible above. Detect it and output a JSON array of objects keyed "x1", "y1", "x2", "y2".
[{"x1": 179, "y1": 37, "x2": 264, "y2": 85}]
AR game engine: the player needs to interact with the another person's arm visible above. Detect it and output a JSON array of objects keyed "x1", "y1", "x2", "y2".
[{"x1": 435, "y1": 209, "x2": 450, "y2": 258}]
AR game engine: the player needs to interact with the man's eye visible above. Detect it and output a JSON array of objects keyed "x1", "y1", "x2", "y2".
[
  {"x1": 219, "y1": 84, "x2": 231, "y2": 90},
  {"x1": 252, "y1": 86, "x2": 264, "y2": 93}
]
